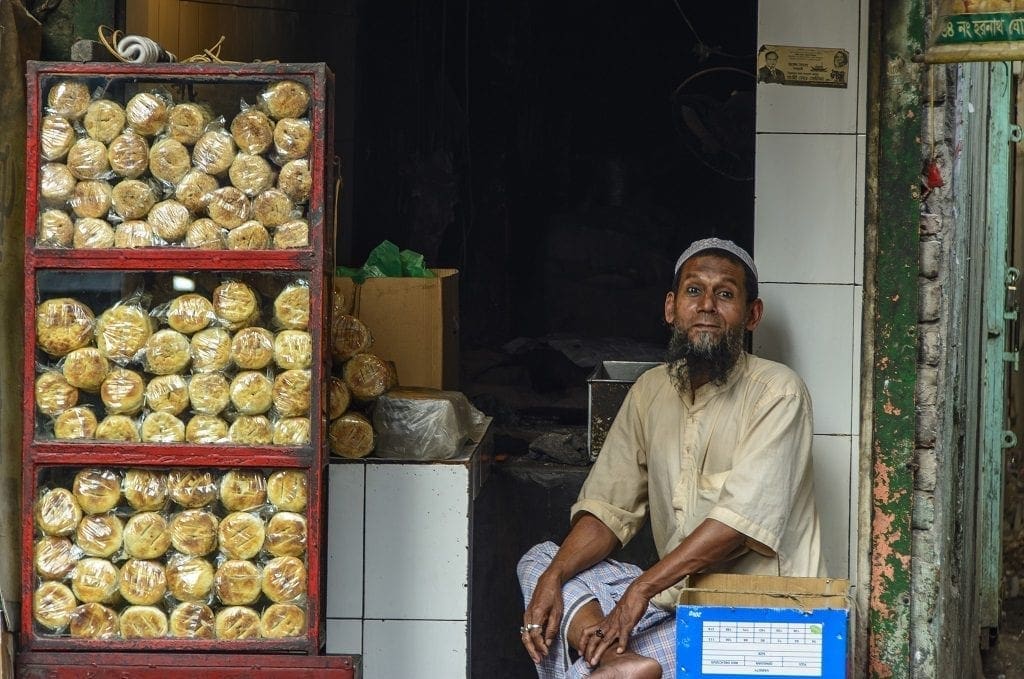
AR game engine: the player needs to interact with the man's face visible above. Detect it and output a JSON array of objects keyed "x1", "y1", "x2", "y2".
[
  {"x1": 665, "y1": 254, "x2": 762, "y2": 346},
  {"x1": 766, "y1": 54, "x2": 778, "y2": 68}
]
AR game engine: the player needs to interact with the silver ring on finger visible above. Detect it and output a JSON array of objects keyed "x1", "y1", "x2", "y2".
[{"x1": 595, "y1": 628, "x2": 605, "y2": 639}]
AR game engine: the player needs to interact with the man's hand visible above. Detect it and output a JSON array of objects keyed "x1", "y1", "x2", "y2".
[
  {"x1": 577, "y1": 586, "x2": 650, "y2": 667},
  {"x1": 521, "y1": 570, "x2": 564, "y2": 663}
]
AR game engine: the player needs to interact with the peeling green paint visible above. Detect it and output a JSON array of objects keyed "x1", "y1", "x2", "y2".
[{"x1": 869, "y1": 0, "x2": 922, "y2": 676}]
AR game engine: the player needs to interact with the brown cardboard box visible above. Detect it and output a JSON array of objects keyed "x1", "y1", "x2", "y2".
[
  {"x1": 678, "y1": 572, "x2": 849, "y2": 610},
  {"x1": 334, "y1": 269, "x2": 459, "y2": 390}
]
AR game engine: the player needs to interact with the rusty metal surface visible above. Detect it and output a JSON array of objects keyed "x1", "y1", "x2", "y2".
[{"x1": 17, "y1": 651, "x2": 356, "y2": 678}]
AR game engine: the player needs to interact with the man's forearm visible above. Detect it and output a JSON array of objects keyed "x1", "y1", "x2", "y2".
[
  {"x1": 542, "y1": 513, "x2": 621, "y2": 584},
  {"x1": 627, "y1": 518, "x2": 747, "y2": 601}
]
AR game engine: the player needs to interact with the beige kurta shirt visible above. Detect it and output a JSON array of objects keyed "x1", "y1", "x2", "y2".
[{"x1": 571, "y1": 352, "x2": 825, "y2": 610}]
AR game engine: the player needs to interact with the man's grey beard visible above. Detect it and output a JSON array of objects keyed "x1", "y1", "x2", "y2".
[{"x1": 666, "y1": 323, "x2": 745, "y2": 392}]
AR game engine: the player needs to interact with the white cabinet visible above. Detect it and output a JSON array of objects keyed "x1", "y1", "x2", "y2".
[{"x1": 325, "y1": 425, "x2": 491, "y2": 679}]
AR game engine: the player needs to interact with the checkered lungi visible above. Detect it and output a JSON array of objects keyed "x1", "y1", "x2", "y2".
[{"x1": 516, "y1": 541, "x2": 677, "y2": 678}]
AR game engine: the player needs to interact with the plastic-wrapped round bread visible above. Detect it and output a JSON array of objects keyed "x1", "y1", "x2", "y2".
[
  {"x1": 175, "y1": 170, "x2": 218, "y2": 213},
  {"x1": 192, "y1": 129, "x2": 236, "y2": 176},
  {"x1": 144, "y1": 328, "x2": 191, "y2": 375},
  {"x1": 251, "y1": 188, "x2": 294, "y2": 227},
  {"x1": 228, "y1": 414, "x2": 273, "y2": 445},
  {"x1": 230, "y1": 371, "x2": 274, "y2": 415},
  {"x1": 83, "y1": 99, "x2": 126, "y2": 144},
  {"x1": 119, "y1": 557, "x2": 167, "y2": 606},
  {"x1": 331, "y1": 314, "x2": 372, "y2": 362},
  {"x1": 34, "y1": 581, "x2": 78, "y2": 631},
  {"x1": 272, "y1": 417, "x2": 311, "y2": 445},
  {"x1": 169, "y1": 601, "x2": 215, "y2": 639},
  {"x1": 73, "y1": 468, "x2": 121, "y2": 514},
  {"x1": 96, "y1": 303, "x2": 154, "y2": 364},
  {"x1": 219, "y1": 469, "x2": 267, "y2": 512},
  {"x1": 75, "y1": 512, "x2": 124, "y2": 558},
  {"x1": 111, "y1": 179, "x2": 157, "y2": 220},
  {"x1": 66, "y1": 138, "x2": 110, "y2": 180},
  {"x1": 165, "y1": 554, "x2": 215, "y2": 602},
  {"x1": 265, "y1": 511, "x2": 307, "y2": 557},
  {"x1": 166, "y1": 293, "x2": 215, "y2": 334},
  {"x1": 123, "y1": 469, "x2": 168, "y2": 512},
  {"x1": 120, "y1": 605, "x2": 168, "y2": 639},
  {"x1": 169, "y1": 508, "x2": 219, "y2": 556},
  {"x1": 344, "y1": 352, "x2": 396, "y2": 401},
  {"x1": 328, "y1": 411, "x2": 375, "y2": 459},
  {"x1": 71, "y1": 558, "x2": 119, "y2": 603},
  {"x1": 277, "y1": 159, "x2": 312, "y2": 203},
  {"x1": 140, "y1": 411, "x2": 186, "y2": 443},
  {"x1": 218, "y1": 511, "x2": 265, "y2": 560},
  {"x1": 190, "y1": 327, "x2": 233, "y2": 372},
  {"x1": 261, "y1": 80, "x2": 311, "y2": 120},
  {"x1": 125, "y1": 91, "x2": 169, "y2": 137},
  {"x1": 328, "y1": 376, "x2": 350, "y2": 420},
  {"x1": 206, "y1": 186, "x2": 251, "y2": 229},
  {"x1": 123, "y1": 511, "x2": 171, "y2": 559},
  {"x1": 272, "y1": 369, "x2": 311, "y2": 418},
  {"x1": 212, "y1": 281, "x2": 259, "y2": 331},
  {"x1": 39, "y1": 162, "x2": 77, "y2": 204},
  {"x1": 274, "y1": 330, "x2": 312, "y2": 370},
  {"x1": 230, "y1": 107, "x2": 274, "y2": 154},
  {"x1": 69, "y1": 180, "x2": 113, "y2": 219},
  {"x1": 100, "y1": 368, "x2": 146, "y2": 415},
  {"x1": 261, "y1": 603, "x2": 305, "y2": 638},
  {"x1": 35, "y1": 535, "x2": 80, "y2": 580},
  {"x1": 267, "y1": 470, "x2": 307, "y2": 512},
  {"x1": 231, "y1": 326, "x2": 274, "y2": 370},
  {"x1": 214, "y1": 559, "x2": 262, "y2": 606},
  {"x1": 96, "y1": 415, "x2": 141, "y2": 442},
  {"x1": 47, "y1": 80, "x2": 91, "y2": 120},
  {"x1": 149, "y1": 138, "x2": 192, "y2": 185},
  {"x1": 148, "y1": 198, "x2": 192, "y2": 242},
  {"x1": 167, "y1": 102, "x2": 211, "y2": 146},
  {"x1": 272, "y1": 219, "x2": 309, "y2": 249},
  {"x1": 145, "y1": 374, "x2": 190, "y2": 414},
  {"x1": 227, "y1": 220, "x2": 270, "y2": 250},
  {"x1": 167, "y1": 469, "x2": 217, "y2": 508},
  {"x1": 272, "y1": 283, "x2": 310, "y2": 330},
  {"x1": 229, "y1": 153, "x2": 275, "y2": 196},
  {"x1": 35, "y1": 370, "x2": 79, "y2": 417},
  {"x1": 62, "y1": 347, "x2": 109, "y2": 392},
  {"x1": 185, "y1": 218, "x2": 227, "y2": 249},
  {"x1": 262, "y1": 555, "x2": 307, "y2": 603},
  {"x1": 187, "y1": 372, "x2": 230, "y2": 416},
  {"x1": 73, "y1": 217, "x2": 115, "y2": 249},
  {"x1": 35, "y1": 294, "x2": 94, "y2": 358},
  {"x1": 185, "y1": 414, "x2": 229, "y2": 443},
  {"x1": 215, "y1": 605, "x2": 261, "y2": 640},
  {"x1": 40, "y1": 114, "x2": 76, "y2": 161},
  {"x1": 107, "y1": 129, "x2": 150, "y2": 178},
  {"x1": 114, "y1": 220, "x2": 159, "y2": 248},
  {"x1": 69, "y1": 603, "x2": 119, "y2": 639},
  {"x1": 38, "y1": 209, "x2": 75, "y2": 248},
  {"x1": 273, "y1": 118, "x2": 312, "y2": 162},
  {"x1": 54, "y1": 406, "x2": 99, "y2": 440}
]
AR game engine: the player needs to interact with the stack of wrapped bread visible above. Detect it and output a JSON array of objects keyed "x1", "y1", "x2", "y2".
[
  {"x1": 32, "y1": 467, "x2": 309, "y2": 640},
  {"x1": 38, "y1": 78, "x2": 314, "y2": 251},
  {"x1": 34, "y1": 276, "x2": 313, "y2": 446}
]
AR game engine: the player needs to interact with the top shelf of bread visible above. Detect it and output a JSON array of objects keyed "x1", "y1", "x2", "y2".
[{"x1": 25, "y1": 61, "x2": 330, "y2": 257}]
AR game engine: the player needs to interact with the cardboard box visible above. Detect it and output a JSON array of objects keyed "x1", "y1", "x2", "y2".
[
  {"x1": 334, "y1": 269, "x2": 459, "y2": 390},
  {"x1": 587, "y1": 361, "x2": 661, "y2": 460},
  {"x1": 676, "y1": 573, "x2": 850, "y2": 678}
]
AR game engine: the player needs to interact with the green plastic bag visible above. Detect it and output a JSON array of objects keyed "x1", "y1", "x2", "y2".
[{"x1": 336, "y1": 240, "x2": 436, "y2": 283}]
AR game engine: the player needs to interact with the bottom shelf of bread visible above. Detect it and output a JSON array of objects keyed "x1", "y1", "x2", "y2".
[{"x1": 25, "y1": 464, "x2": 316, "y2": 651}]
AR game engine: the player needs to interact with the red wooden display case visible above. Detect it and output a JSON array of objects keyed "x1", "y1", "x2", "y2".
[{"x1": 18, "y1": 61, "x2": 346, "y2": 673}]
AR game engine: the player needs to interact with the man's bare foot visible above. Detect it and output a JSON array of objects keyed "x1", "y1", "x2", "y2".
[{"x1": 589, "y1": 651, "x2": 662, "y2": 679}]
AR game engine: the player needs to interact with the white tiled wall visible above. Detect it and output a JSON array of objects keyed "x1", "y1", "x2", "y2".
[
  {"x1": 363, "y1": 619, "x2": 468, "y2": 678},
  {"x1": 754, "y1": 0, "x2": 865, "y2": 581}
]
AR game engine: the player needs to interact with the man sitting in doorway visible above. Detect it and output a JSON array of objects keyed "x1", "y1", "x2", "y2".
[{"x1": 517, "y1": 238, "x2": 825, "y2": 678}]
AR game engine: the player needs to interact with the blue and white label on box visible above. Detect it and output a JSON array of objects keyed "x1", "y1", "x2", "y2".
[{"x1": 676, "y1": 606, "x2": 848, "y2": 678}]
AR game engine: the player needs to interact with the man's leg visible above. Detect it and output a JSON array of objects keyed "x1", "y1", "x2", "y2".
[{"x1": 518, "y1": 542, "x2": 675, "y2": 679}]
